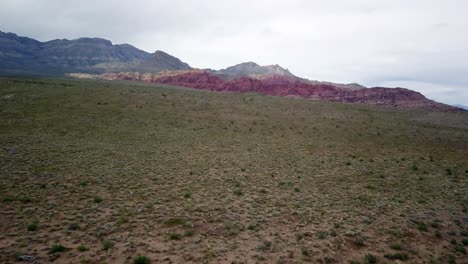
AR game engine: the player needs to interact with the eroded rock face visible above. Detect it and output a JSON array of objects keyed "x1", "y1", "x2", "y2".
[{"x1": 72, "y1": 70, "x2": 460, "y2": 111}]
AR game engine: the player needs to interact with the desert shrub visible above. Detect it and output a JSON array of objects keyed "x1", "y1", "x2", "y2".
[
  {"x1": 258, "y1": 240, "x2": 272, "y2": 251},
  {"x1": 354, "y1": 238, "x2": 366, "y2": 247},
  {"x1": 318, "y1": 231, "x2": 327, "y2": 239},
  {"x1": 448, "y1": 255, "x2": 456, "y2": 264},
  {"x1": 27, "y1": 221, "x2": 38, "y2": 231},
  {"x1": 163, "y1": 218, "x2": 186, "y2": 227},
  {"x1": 134, "y1": 255, "x2": 150, "y2": 264},
  {"x1": 50, "y1": 244, "x2": 66, "y2": 253},
  {"x1": 169, "y1": 233, "x2": 181, "y2": 240},
  {"x1": 417, "y1": 222, "x2": 427, "y2": 232},
  {"x1": 390, "y1": 243, "x2": 402, "y2": 250},
  {"x1": 364, "y1": 254, "x2": 377, "y2": 264},
  {"x1": 77, "y1": 245, "x2": 88, "y2": 252},
  {"x1": 224, "y1": 222, "x2": 244, "y2": 236},
  {"x1": 102, "y1": 240, "x2": 114, "y2": 250},
  {"x1": 68, "y1": 223, "x2": 80, "y2": 230},
  {"x1": 455, "y1": 245, "x2": 466, "y2": 254},
  {"x1": 18, "y1": 195, "x2": 31, "y2": 203},
  {"x1": 184, "y1": 229, "x2": 194, "y2": 236},
  {"x1": 384, "y1": 253, "x2": 408, "y2": 260},
  {"x1": 94, "y1": 196, "x2": 103, "y2": 203},
  {"x1": 296, "y1": 233, "x2": 305, "y2": 241},
  {"x1": 462, "y1": 238, "x2": 468, "y2": 245}
]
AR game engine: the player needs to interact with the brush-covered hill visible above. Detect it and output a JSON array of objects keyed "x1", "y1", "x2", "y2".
[{"x1": 1, "y1": 77, "x2": 467, "y2": 263}]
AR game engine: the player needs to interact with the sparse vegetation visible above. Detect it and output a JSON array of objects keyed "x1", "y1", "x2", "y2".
[
  {"x1": 462, "y1": 238, "x2": 468, "y2": 245},
  {"x1": 133, "y1": 255, "x2": 150, "y2": 264},
  {"x1": 102, "y1": 240, "x2": 114, "y2": 250},
  {"x1": 27, "y1": 221, "x2": 38, "y2": 231},
  {"x1": 390, "y1": 243, "x2": 402, "y2": 250},
  {"x1": 93, "y1": 196, "x2": 103, "y2": 203},
  {"x1": 68, "y1": 223, "x2": 80, "y2": 230},
  {"x1": 77, "y1": 244, "x2": 88, "y2": 252},
  {"x1": 384, "y1": 253, "x2": 408, "y2": 260},
  {"x1": 49, "y1": 244, "x2": 66, "y2": 253},
  {"x1": 417, "y1": 222, "x2": 428, "y2": 232},
  {"x1": 364, "y1": 254, "x2": 377, "y2": 264},
  {"x1": 169, "y1": 233, "x2": 181, "y2": 240},
  {"x1": 257, "y1": 240, "x2": 272, "y2": 251},
  {"x1": 0, "y1": 78, "x2": 467, "y2": 263}
]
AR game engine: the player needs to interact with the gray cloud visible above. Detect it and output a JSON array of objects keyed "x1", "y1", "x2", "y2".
[{"x1": 0, "y1": 0, "x2": 467, "y2": 105}]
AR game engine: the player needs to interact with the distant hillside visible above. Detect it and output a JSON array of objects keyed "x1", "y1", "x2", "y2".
[
  {"x1": 0, "y1": 31, "x2": 191, "y2": 76},
  {"x1": 211, "y1": 62, "x2": 296, "y2": 79},
  {"x1": 1, "y1": 31, "x2": 462, "y2": 111},
  {"x1": 72, "y1": 70, "x2": 460, "y2": 111},
  {"x1": 453, "y1": 104, "x2": 468, "y2": 110}
]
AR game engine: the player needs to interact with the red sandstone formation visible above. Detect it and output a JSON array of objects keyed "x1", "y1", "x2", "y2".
[{"x1": 71, "y1": 71, "x2": 460, "y2": 111}]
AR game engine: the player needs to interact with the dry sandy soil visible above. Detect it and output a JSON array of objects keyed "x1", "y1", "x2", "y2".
[{"x1": 0, "y1": 78, "x2": 467, "y2": 263}]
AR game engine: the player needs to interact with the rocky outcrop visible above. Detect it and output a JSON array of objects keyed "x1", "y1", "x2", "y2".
[
  {"x1": 73, "y1": 70, "x2": 460, "y2": 111},
  {"x1": 211, "y1": 62, "x2": 296, "y2": 80}
]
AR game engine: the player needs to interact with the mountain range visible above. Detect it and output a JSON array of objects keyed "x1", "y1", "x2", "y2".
[
  {"x1": 0, "y1": 31, "x2": 190, "y2": 75},
  {"x1": 0, "y1": 30, "x2": 464, "y2": 111}
]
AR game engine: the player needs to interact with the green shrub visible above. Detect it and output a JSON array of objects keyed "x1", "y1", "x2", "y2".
[
  {"x1": 134, "y1": 255, "x2": 150, "y2": 264},
  {"x1": 455, "y1": 245, "x2": 466, "y2": 254},
  {"x1": 102, "y1": 240, "x2": 114, "y2": 250},
  {"x1": 390, "y1": 243, "x2": 402, "y2": 250},
  {"x1": 50, "y1": 244, "x2": 66, "y2": 253},
  {"x1": 94, "y1": 196, "x2": 103, "y2": 203},
  {"x1": 27, "y1": 221, "x2": 38, "y2": 231},
  {"x1": 184, "y1": 229, "x2": 194, "y2": 237},
  {"x1": 417, "y1": 222, "x2": 427, "y2": 232},
  {"x1": 258, "y1": 240, "x2": 272, "y2": 251},
  {"x1": 169, "y1": 233, "x2": 181, "y2": 240},
  {"x1": 163, "y1": 218, "x2": 186, "y2": 227},
  {"x1": 384, "y1": 253, "x2": 408, "y2": 260},
  {"x1": 68, "y1": 223, "x2": 80, "y2": 230},
  {"x1": 354, "y1": 238, "x2": 365, "y2": 247},
  {"x1": 77, "y1": 244, "x2": 88, "y2": 252},
  {"x1": 364, "y1": 254, "x2": 377, "y2": 264},
  {"x1": 462, "y1": 238, "x2": 468, "y2": 245}
]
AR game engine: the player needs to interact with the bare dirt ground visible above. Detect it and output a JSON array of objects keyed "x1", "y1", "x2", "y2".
[{"x1": 0, "y1": 78, "x2": 467, "y2": 263}]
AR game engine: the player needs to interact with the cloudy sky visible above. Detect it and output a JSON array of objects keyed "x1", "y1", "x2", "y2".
[{"x1": 1, "y1": 0, "x2": 467, "y2": 105}]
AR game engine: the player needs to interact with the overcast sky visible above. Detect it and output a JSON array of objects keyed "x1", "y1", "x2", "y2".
[{"x1": 1, "y1": 0, "x2": 467, "y2": 105}]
